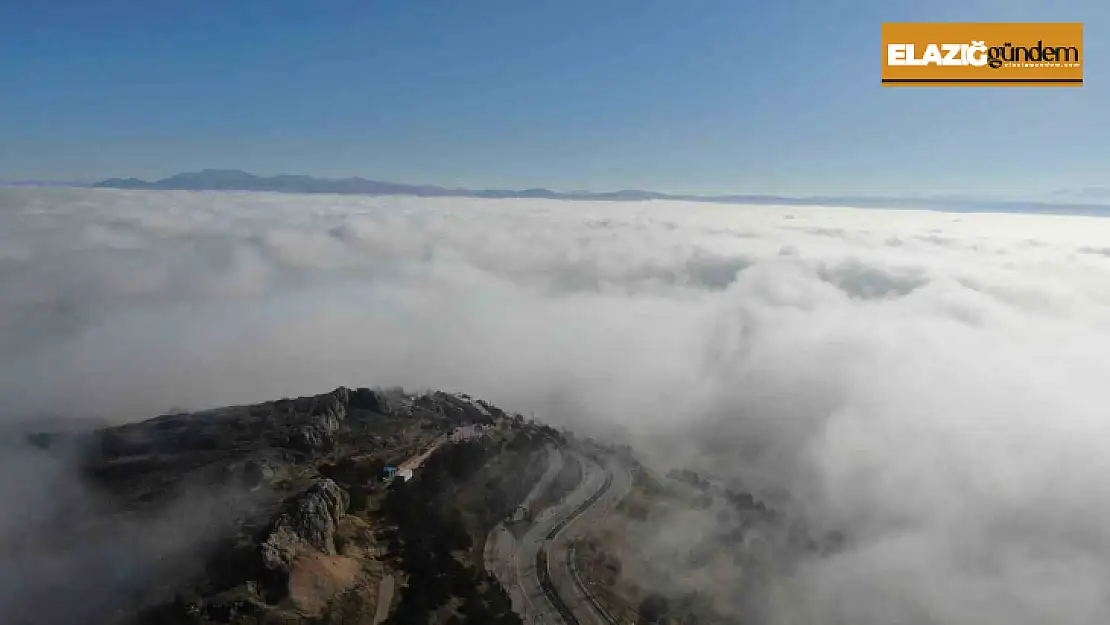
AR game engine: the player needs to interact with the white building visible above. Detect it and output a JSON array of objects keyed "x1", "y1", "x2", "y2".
[{"x1": 452, "y1": 424, "x2": 486, "y2": 442}]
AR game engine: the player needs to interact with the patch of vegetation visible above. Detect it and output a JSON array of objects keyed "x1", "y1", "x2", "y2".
[
  {"x1": 379, "y1": 428, "x2": 558, "y2": 625},
  {"x1": 318, "y1": 455, "x2": 386, "y2": 513}
]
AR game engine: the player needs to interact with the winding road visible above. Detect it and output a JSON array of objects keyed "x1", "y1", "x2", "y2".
[
  {"x1": 547, "y1": 454, "x2": 633, "y2": 625},
  {"x1": 486, "y1": 447, "x2": 634, "y2": 625}
]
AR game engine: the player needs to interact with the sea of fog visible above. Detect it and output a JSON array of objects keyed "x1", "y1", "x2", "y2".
[{"x1": 4, "y1": 186, "x2": 1110, "y2": 624}]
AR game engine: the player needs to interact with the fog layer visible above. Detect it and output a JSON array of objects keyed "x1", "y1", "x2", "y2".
[{"x1": 4, "y1": 187, "x2": 1110, "y2": 624}]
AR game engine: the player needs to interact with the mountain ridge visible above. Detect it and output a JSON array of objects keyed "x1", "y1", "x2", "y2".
[{"x1": 90, "y1": 169, "x2": 1110, "y2": 216}]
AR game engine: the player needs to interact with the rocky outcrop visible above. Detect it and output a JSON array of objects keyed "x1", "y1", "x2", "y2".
[
  {"x1": 413, "y1": 391, "x2": 499, "y2": 425},
  {"x1": 259, "y1": 479, "x2": 346, "y2": 572},
  {"x1": 286, "y1": 388, "x2": 349, "y2": 453},
  {"x1": 259, "y1": 478, "x2": 350, "y2": 593},
  {"x1": 350, "y1": 387, "x2": 394, "y2": 415}
]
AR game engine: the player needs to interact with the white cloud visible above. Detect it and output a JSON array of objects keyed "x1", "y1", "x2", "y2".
[{"x1": 4, "y1": 186, "x2": 1110, "y2": 623}]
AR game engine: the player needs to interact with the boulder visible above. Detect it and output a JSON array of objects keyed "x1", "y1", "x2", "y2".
[
  {"x1": 259, "y1": 478, "x2": 350, "y2": 594},
  {"x1": 286, "y1": 389, "x2": 349, "y2": 453}
]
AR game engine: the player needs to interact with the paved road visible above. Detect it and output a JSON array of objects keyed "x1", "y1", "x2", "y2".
[
  {"x1": 485, "y1": 445, "x2": 565, "y2": 610},
  {"x1": 548, "y1": 455, "x2": 634, "y2": 625},
  {"x1": 487, "y1": 448, "x2": 632, "y2": 625},
  {"x1": 371, "y1": 575, "x2": 395, "y2": 625}
]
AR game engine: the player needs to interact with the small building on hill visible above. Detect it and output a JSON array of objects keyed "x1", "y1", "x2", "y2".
[{"x1": 452, "y1": 424, "x2": 487, "y2": 442}]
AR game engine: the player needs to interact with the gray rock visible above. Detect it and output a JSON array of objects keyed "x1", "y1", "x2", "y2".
[
  {"x1": 351, "y1": 387, "x2": 393, "y2": 415},
  {"x1": 242, "y1": 459, "x2": 276, "y2": 488},
  {"x1": 259, "y1": 478, "x2": 350, "y2": 579},
  {"x1": 286, "y1": 388, "x2": 350, "y2": 453},
  {"x1": 415, "y1": 391, "x2": 496, "y2": 424}
]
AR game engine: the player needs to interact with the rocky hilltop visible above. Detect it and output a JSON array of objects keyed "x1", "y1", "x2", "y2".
[{"x1": 9, "y1": 387, "x2": 561, "y2": 625}]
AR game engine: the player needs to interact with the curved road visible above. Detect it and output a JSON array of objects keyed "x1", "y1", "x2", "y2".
[
  {"x1": 547, "y1": 454, "x2": 633, "y2": 625},
  {"x1": 484, "y1": 446, "x2": 565, "y2": 614},
  {"x1": 487, "y1": 448, "x2": 633, "y2": 625}
]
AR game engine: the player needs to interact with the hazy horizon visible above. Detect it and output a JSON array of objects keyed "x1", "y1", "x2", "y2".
[
  {"x1": 7, "y1": 170, "x2": 1110, "y2": 209},
  {"x1": 3, "y1": 1, "x2": 1109, "y2": 197}
]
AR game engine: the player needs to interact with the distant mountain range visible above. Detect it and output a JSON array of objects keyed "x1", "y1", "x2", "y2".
[
  {"x1": 90, "y1": 169, "x2": 1110, "y2": 216},
  {"x1": 92, "y1": 169, "x2": 761, "y2": 203},
  {"x1": 1, "y1": 180, "x2": 84, "y2": 187}
]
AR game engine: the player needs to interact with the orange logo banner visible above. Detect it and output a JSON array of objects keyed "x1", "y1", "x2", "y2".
[{"x1": 881, "y1": 22, "x2": 1083, "y2": 87}]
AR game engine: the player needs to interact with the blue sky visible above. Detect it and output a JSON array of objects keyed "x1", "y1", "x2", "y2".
[{"x1": 1, "y1": 0, "x2": 1107, "y2": 197}]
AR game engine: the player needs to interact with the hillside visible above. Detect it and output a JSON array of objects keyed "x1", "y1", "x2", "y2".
[{"x1": 9, "y1": 387, "x2": 565, "y2": 625}]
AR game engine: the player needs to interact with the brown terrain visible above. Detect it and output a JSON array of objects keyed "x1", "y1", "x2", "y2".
[{"x1": 6, "y1": 386, "x2": 565, "y2": 625}]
